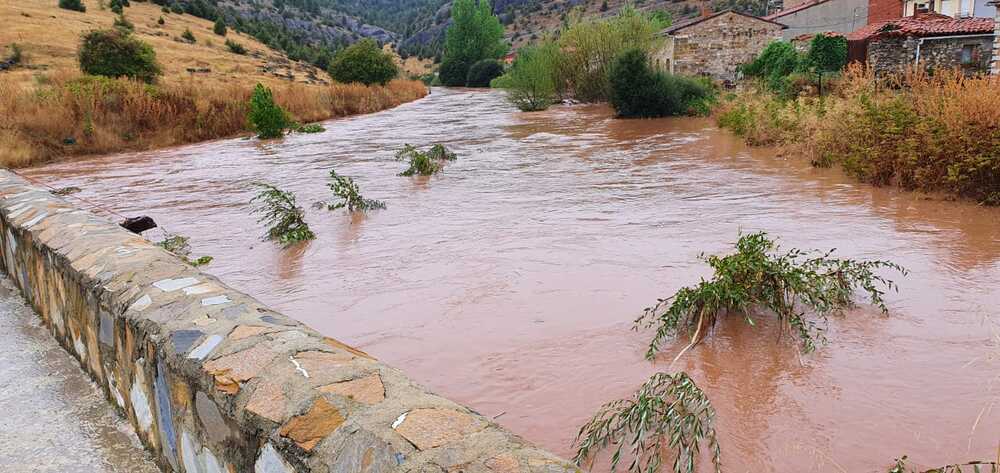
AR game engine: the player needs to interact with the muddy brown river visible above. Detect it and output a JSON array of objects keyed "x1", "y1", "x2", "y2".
[{"x1": 23, "y1": 88, "x2": 1000, "y2": 472}]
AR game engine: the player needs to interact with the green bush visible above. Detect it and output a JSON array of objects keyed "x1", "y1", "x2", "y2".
[
  {"x1": 78, "y1": 29, "x2": 161, "y2": 83},
  {"x1": 327, "y1": 39, "x2": 398, "y2": 86},
  {"x1": 181, "y1": 28, "x2": 196, "y2": 43},
  {"x1": 493, "y1": 42, "x2": 559, "y2": 111},
  {"x1": 438, "y1": 57, "x2": 471, "y2": 87},
  {"x1": 742, "y1": 41, "x2": 803, "y2": 96},
  {"x1": 224, "y1": 39, "x2": 246, "y2": 55},
  {"x1": 58, "y1": 0, "x2": 87, "y2": 12},
  {"x1": 109, "y1": 0, "x2": 125, "y2": 14},
  {"x1": 806, "y1": 34, "x2": 848, "y2": 73},
  {"x1": 247, "y1": 83, "x2": 290, "y2": 139},
  {"x1": 113, "y1": 13, "x2": 134, "y2": 33},
  {"x1": 396, "y1": 143, "x2": 457, "y2": 176},
  {"x1": 213, "y1": 18, "x2": 227, "y2": 36},
  {"x1": 440, "y1": 0, "x2": 507, "y2": 87},
  {"x1": 608, "y1": 49, "x2": 714, "y2": 118},
  {"x1": 157, "y1": 16, "x2": 165, "y2": 25},
  {"x1": 466, "y1": 59, "x2": 504, "y2": 88},
  {"x1": 250, "y1": 183, "x2": 314, "y2": 246}
]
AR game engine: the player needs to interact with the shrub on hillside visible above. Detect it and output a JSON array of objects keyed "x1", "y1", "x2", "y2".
[
  {"x1": 327, "y1": 39, "x2": 398, "y2": 86},
  {"x1": 181, "y1": 28, "x2": 196, "y2": 43},
  {"x1": 78, "y1": 29, "x2": 161, "y2": 83},
  {"x1": 113, "y1": 13, "x2": 134, "y2": 33},
  {"x1": 224, "y1": 39, "x2": 246, "y2": 55},
  {"x1": 493, "y1": 42, "x2": 559, "y2": 111},
  {"x1": 608, "y1": 49, "x2": 714, "y2": 118},
  {"x1": 466, "y1": 59, "x2": 504, "y2": 88},
  {"x1": 213, "y1": 18, "x2": 227, "y2": 36},
  {"x1": 247, "y1": 83, "x2": 290, "y2": 139},
  {"x1": 58, "y1": 0, "x2": 87, "y2": 12}
]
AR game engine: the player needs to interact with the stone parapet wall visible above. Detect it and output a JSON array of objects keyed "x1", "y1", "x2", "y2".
[{"x1": 0, "y1": 170, "x2": 577, "y2": 473}]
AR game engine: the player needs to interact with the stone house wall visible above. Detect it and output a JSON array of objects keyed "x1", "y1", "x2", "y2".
[
  {"x1": 867, "y1": 34, "x2": 995, "y2": 75},
  {"x1": 993, "y1": 3, "x2": 1000, "y2": 74},
  {"x1": 663, "y1": 12, "x2": 785, "y2": 82},
  {"x1": 0, "y1": 170, "x2": 577, "y2": 473}
]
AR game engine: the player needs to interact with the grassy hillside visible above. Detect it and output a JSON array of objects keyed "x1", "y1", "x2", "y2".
[{"x1": 0, "y1": 0, "x2": 329, "y2": 90}]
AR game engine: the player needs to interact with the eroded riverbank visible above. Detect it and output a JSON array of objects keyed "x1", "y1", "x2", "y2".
[{"x1": 21, "y1": 88, "x2": 1000, "y2": 472}]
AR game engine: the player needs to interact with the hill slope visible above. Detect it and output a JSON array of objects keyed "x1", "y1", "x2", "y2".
[{"x1": 0, "y1": 0, "x2": 328, "y2": 89}]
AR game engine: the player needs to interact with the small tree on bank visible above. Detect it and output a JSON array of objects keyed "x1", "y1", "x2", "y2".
[
  {"x1": 608, "y1": 48, "x2": 715, "y2": 118},
  {"x1": 327, "y1": 39, "x2": 398, "y2": 86},
  {"x1": 78, "y1": 29, "x2": 161, "y2": 83},
  {"x1": 213, "y1": 18, "x2": 227, "y2": 36},
  {"x1": 493, "y1": 42, "x2": 559, "y2": 111},
  {"x1": 440, "y1": 0, "x2": 507, "y2": 86},
  {"x1": 248, "y1": 83, "x2": 290, "y2": 139}
]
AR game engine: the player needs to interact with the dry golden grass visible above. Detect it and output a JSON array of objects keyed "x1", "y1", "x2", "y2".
[
  {"x1": 0, "y1": 74, "x2": 427, "y2": 167},
  {"x1": 0, "y1": 0, "x2": 327, "y2": 90},
  {"x1": 0, "y1": 0, "x2": 429, "y2": 167}
]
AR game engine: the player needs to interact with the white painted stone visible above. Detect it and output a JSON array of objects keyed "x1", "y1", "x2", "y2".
[
  {"x1": 153, "y1": 277, "x2": 200, "y2": 292},
  {"x1": 187, "y1": 335, "x2": 223, "y2": 360},
  {"x1": 392, "y1": 412, "x2": 408, "y2": 429},
  {"x1": 129, "y1": 294, "x2": 152, "y2": 312},
  {"x1": 130, "y1": 377, "x2": 154, "y2": 432},
  {"x1": 255, "y1": 443, "x2": 293, "y2": 473},
  {"x1": 201, "y1": 295, "x2": 231, "y2": 306},
  {"x1": 183, "y1": 283, "x2": 217, "y2": 295},
  {"x1": 24, "y1": 212, "x2": 48, "y2": 228}
]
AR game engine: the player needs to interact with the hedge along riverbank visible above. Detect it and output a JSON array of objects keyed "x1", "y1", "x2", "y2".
[
  {"x1": 716, "y1": 66, "x2": 1000, "y2": 205},
  {"x1": 0, "y1": 169, "x2": 577, "y2": 473}
]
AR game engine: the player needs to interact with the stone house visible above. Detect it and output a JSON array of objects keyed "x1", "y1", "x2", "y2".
[
  {"x1": 764, "y1": 0, "x2": 870, "y2": 40},
  {"x1": 652, "y1": 10, "x2": 787, "y2": 82},
  {"x1": 847, "y1": 12, "x2": 996, "y2": 75},
  {"x1": 992, "y1": 0, "x2": 1000, "y2": 73}
]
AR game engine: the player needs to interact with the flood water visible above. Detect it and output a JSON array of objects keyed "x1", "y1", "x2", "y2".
[{"x1": 23, "y1": 88, "x2": 1000, "y2": 472}]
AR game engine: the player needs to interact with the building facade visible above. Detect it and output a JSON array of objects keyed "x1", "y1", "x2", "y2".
[
  {"x1": 653, "y1": 11, "x2": 786, "y2": 82},
  {"x1": 904, "y1": 0, "x2": 996, "y2": 18},
  {"x1": 765, "y1": 0, "x2": 870, "y2": 40},
  {"x1": 847, "y1": 13, "x2": 996, "y2": 74}
]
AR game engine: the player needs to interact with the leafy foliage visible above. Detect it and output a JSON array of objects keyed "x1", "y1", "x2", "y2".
[
  {"x1": 574, "y1": 372, "x2": 721, "y2": 473},
  {"x1": 113, "y1": 13, "x2": 135, "y2": 33},
  {"x1": 493, "y1": 41, "x2": 559, "y2": 111},
  {"x1": 156, "y1": 234, "x2": 213, "y2": 267},
  {"x1": 248, "y1": 83, "x2": 290, "y2": 139},
  {"x1": 741, "y1": 41, "x2": 804, "y2": 96},
  {"x1": 805, "y1": 34, "x2": 848, "y2": 74},
  {"x1": 396, "y1": 143, "x2": 457, "y2": 176},
  {"x1": 224, "y1": 39, "x2": 247, "y2": 55},
  {"x1": 213, "y1": 18, "x2": 227, "y2": 36},
  {"x1": 609, "y1": 49, "x2": 715, "y2": 118},
  {"x1": 250, "y1": 183, "x2": 315, "y2": 246},
  {"x1": 320, "y1": 169, "x2": 386, "y2": 212},
  {"x1": 440, "y1": 0, "x2": 507, "y2": 86},
  {"x1": 78, "y1": 29, "x2": 162, "y2": 84},
  {"x1": 466, "y1": 59, "x2": 504, "y2": 88},
  {"x1": 181, "y1": 28, "x2": 197, "y2": 43},
  {"x1": 328, "y1": 39, "x2": 398, "y2": 86},
  {"x1": 59, "y1": 0, "x2": 87, "y2": 13},
  {"x1": 636, "y1": 231, "x2": 906, "y2": 359},
  {"x1": 889, "y1": 455, "x2": 999, "y2": 473},
  {"x1": 556, "y1": 5, "x2": 663, "y2": 102},
  {"x1": 296, "y1": 123, "x2": 325, "y2": 133}
]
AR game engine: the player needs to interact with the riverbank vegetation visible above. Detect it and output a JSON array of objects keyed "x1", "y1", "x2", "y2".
[
  {"x1": 439, "y1": 0, "x2": 507, "y2": 87},
  {"x1": 716, "y1": 66, "x2": 1000, "y2": 205},
  {"x1": 251, "y1": 183, "x2": 315, "y2": 246},
  {"x1": 0, "y1": 72, "x2": 427, "y2": 167},
  {"x1": 396, "y1": 143, "x2": 458, "y2": 176},
  {"x1": 609, "y1": 49, "x2": 715, "y2": 118}
]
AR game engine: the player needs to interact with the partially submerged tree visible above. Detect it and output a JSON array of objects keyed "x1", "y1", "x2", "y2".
[
  {"x1": 636, "y1": 232, "x2": 906, "y2": 360},
  {"x1": 156, "y1": 234, "x2": 213, "y2": 267},
  {"x1": 396, "y1": 143, "x2": 457, "y2": 176},
  {"x1": 320, "y1": 169, "x2": 385, "y2": 212},
  {"x1": 248, "y1": 83, "x2": 290, "y2": 139},
  {"x1": 250, "y1": 183, "x2": 314, "y2": 245},
  {"x1": 575, "y1": 372, "x2": 721, "y2": 473},
  {"x1": 493, "y1": 41, "x2": 559, "y2": 112}
]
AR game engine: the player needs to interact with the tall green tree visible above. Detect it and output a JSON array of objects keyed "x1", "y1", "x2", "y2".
[{"x1": 439, "y1": 0, "x2": 507, "y2": 86}]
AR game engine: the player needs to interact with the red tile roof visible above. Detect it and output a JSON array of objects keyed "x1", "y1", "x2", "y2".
[
  {"x1": 847, "y1": 13, "x2": 996, "y2": 40},
  {"x1": 791, "y1": 31, "x2": 846, "y2": 42}
]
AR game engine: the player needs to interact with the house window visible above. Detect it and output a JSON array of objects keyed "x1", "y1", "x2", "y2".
[{"x1": 961, "y1": 44, "x2": 977, "y2": 65}]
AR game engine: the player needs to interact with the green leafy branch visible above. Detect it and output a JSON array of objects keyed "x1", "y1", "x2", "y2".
[
  {"x1": 319, "y1": 169, "x2": 385, "y2": 212},
  {"x1": 574, "y1": 372, "x2": 721, "y2": 473},
  {"x1": 395, "y1": 143, "x2": 457, "y2": 176},
  {"x1": 155, "y1": 234, "x2": 213, "y2": 267},
  {"x1": 250, "y1": 182, "x2": 315, "y2": 246}
]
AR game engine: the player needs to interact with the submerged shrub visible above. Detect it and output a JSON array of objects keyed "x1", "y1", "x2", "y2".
[
  {"x1": 466, "y1": 59, "x2": 504, "y2": 88},
  {"x1": 78, "y1": 29, "x2": 161, "y2": 83},
  {"x1": 296, "y1": 123, "x2": 324, "y2": 133},
  {"x1": 328, "y1": 39, "x2": 398, "y2": 86},
  {"x1": 609, "y1": 49, "x2": 714, "y2": 118},
  {"x1": 224, "y1": 39, "x2": 246, "y2": 55},
  {"x1": 494, "y1": 42, "x2": 559, "y2": 112},
  {"x1": 156, "y1": 234, "x2": 213, "y2": 267},
  {"x1": 396, "y1": 143, "x2": 457, "y2": 176},
  {"x1": 248, "y1": 83, "x2": 290, "y2": 139},
  {"x1": 888, "y1": 456, "x2": 999, "y2": 473},
  {"x1": 59, "y1": 0, "x2": 87, "y2": 12},
  {"x1": 321, "y1": 169, "x2": 385, "y2": 212},
  {"x1": 636, "y1": 231, "x2": 906, "y2": 359},
  {"x1": 250, "y1": 183, "x2": 315, "y2": 246},
  {"x1": 575, "y1": 372, "x2": 720, "y2": 473}
]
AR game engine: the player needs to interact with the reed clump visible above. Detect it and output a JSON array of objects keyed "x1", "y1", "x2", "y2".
[
  {"x1": 0, "y1": 74, "x2": 427, "y2": 167},
  {"x1": 715, "y1": 65, "x2": 1000, "y2": 205}
]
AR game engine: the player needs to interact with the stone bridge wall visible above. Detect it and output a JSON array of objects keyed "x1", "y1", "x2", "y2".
[{"x1": 0, "y1": 170, "x2": 576, "y2": 473}]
